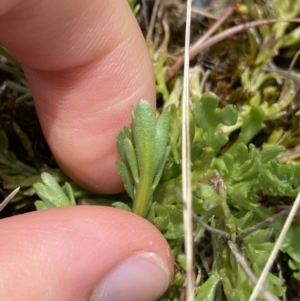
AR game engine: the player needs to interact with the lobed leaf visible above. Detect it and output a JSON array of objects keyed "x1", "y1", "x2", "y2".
[
  {"x1": 227, "y1": 106, "x2": 265, "y2": 155},
  {"x1": 194, "y1": 92, "x2": 238, "y2": 152}
]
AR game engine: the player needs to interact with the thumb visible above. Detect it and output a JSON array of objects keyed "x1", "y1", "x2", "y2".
[{"x1": 0, "y1": 206, "x2": 173, "y2": 301}]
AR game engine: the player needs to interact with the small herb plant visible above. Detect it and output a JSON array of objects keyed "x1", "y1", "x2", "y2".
[{"x1": 115, "y1": 99, "x2": 171, "y2": 217}]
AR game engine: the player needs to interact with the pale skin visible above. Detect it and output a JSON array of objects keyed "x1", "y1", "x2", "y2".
[{"x1": 0, "y1": 1, "x2": 174, "y2": 300}]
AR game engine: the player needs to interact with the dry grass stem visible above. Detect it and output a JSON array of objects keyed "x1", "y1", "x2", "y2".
[
  {"x1": 181, "y1": 0, "x2": 194, "y2": 300},
  {"x1": 147, "y1": 0, "x2": 160, "y2": 38},
  {"x1": 0, "y1": 187, "x2": 20, "y2": 212},
  {"x1": 250, "y1": 191, "x2": 300, "y2": 301}
]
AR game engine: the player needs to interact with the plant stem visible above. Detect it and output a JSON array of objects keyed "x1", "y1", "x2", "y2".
[{"x1": 132, "y1": 175, "x2": 152, "y2": 217}]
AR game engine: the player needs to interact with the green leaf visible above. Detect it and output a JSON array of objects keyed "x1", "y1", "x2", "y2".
[
  {"x1": 193, "y1": 147, "x2": 215, "y2": 172},
  {"x1": 116, "y1": 99, "x2": 171, "y2": 217},
  {"x1": 195, "y1": 271, "x2": 220, "y2": 301},
  {"x1": 63, "y1": 182, "x2": 76, "y2": 205},
  {"x1": 260, "y1": 145, "x2": 285, "y2": 164},
  {"x1": 0, "y1": 64, "x2": 25, "y2": 80},
  {"x1": 112, "y1": 201, "x2": 132, "y2": 212},
  {"x1": 0, "y1": 45, "x2": 21, "y2": 65},
  {"x1": 34, "y1": 200, "x2": 53, "y2": 210},
  {"x1": 12, "y1": 122, "x2": 36, "y2": 161},
  {"x1": 222, "y1": 153, "x2": 234, "y2": 179},
  {"x1": 116, "y1": 161, "x2": 134, "y2": 199},
  {"x1": 124, "y1": 137, "x2": 139, "y2": 183},
  {"x1": 227, "y1": 106, "x2": 265, "y2": 155},
  {"x1": 151, "y1": 203, "x2": 170, "y2": 231},
  {"x1": 153, "y1": 105, "x2": 171, "y2": 169},
  {"x1": 227, "y1": 182, "x2": 258, "y2": 211},
  {"x1": 164, "y1": 208, "x2": 184, "y2": 239},
  {"x1": 33, "y1": 172, "x2": 74, "y2": 209},
  {"x1": 116, "y1": 130, "x2": 127, "y2": 163},
  {"x1": 194, "y1": 92, "x2": 238, "y2": 152},
  {"x1": 131, "y1": 99, "x2": 156, "y2": 175},
  {"x1": 236, "y1": 143, "x2": 249, "y2": 164},
  {"x1": 152, "y1": 146, "x2": 170, "y2": 190},
  {"x1": 220, "y1": 105, "x2": 239, "y2": 126}
]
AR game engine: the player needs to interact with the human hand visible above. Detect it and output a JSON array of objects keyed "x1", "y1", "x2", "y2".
[{"x1": 0, "y1": 1, "x2": 174, "y2": 300}]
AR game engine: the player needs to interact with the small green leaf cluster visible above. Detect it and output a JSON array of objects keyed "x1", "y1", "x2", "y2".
[
  {"x1": 116, "y1": 99, "x2": 171, "y2": 217},
  {"x1": 33, "y1": 172, "x2": 75, "y2": 209},
  {"x1": 32, "y1": 171, "x2": 116, "y2": 210}
]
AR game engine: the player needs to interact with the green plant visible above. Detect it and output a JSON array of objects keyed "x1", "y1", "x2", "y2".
[{"x1": 115, "y1": 99, "x2": 171, "y2": 217}]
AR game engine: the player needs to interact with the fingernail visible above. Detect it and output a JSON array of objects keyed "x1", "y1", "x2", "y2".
[{"x1": 89, "y1": 252, "x2": 170, "y2": 301}]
